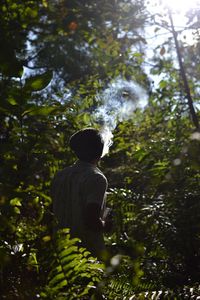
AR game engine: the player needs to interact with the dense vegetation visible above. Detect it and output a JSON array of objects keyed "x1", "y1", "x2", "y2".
[{"x1": 1, "y1": 0, "x2": 200, "y2": 299}]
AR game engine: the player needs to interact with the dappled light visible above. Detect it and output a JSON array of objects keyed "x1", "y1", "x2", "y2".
[{"x1": 1, "y1": 0, "x2": 200, "y2": 299}]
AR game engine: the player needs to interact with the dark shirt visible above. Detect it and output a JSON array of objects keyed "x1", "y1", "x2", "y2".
[{"x1": 51, "y1": 160, "x2": 108, "y2": 256}]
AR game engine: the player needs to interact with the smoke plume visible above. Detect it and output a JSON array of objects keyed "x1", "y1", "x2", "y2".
[{"x1": 94, "y1": 78, "x2": 148, "y2": 156}]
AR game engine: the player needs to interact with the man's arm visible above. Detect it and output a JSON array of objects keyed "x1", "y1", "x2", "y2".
[
  {"x1": 85, "y1": 203, "x2": 113, "y2": 232},
  {"x1": 84, "y1": 173, "x2": 108, "y2": 231},
  {"x1": 84, "y1": 203, "x2": 104, "y2": 231}
]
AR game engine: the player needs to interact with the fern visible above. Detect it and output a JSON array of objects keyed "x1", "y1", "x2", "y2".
[
  {"x1": 40, "y1": 228, "x2": 104, "y2": 299},
  {"x1": 104, "y1": 278, "x2": 200, "y2": 300}
]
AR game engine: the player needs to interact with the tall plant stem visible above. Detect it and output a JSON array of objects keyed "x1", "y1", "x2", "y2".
[{"x1": 168, "y1": 10, "x2": 200, "y2": 131}]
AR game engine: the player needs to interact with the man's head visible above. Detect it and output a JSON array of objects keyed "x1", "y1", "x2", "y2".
[{"x1": 69, "y1": 128, "x2": 104, "y2": 163}]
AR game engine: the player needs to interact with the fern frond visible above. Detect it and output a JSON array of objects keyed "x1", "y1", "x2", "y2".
[{"x1": 41, "y1": 228, "x2": 104, "y2": 299}]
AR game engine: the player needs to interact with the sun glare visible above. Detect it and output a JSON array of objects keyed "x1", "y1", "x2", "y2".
[
  {"x1": 149, "y1": 0, "x2": 200, "y2": 31},
  {"x1": 161, "y1": 0, "x2": 200, "y2": 12}
]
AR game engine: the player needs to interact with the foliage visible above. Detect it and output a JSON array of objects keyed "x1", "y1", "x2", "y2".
[
  {"x1": 1, "y1": 0, "x2": 200, "y2": 299},
  {"x1": 103, "y1": 104, "x2": 200, "y2": 286},
  {"x1": 40, "y1": 229, "x2": 104, "y2": 300},
  {"x1": 28, "y1": 0, "x2": 147, "y2": 86}
]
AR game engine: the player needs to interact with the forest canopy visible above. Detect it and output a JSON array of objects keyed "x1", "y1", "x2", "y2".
[{"x1": 0, "y1": 0, "x2": 200, "y2": 299}]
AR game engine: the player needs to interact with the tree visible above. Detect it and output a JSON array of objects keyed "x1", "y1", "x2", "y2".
[
  {"x1": 102, "y1": 3, "x2": 200, "y2": 288},
  {"x1": 27, "y1": 0, "x2": 147, "y2": 85},
  {"x1": 1, "y1": 0, "x2": 200, "y2": 298},
  {"x1": 0, "y1": 0, "x2": 149, "y2": 299}
]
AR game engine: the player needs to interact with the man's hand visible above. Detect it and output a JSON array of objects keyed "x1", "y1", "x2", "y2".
[{"x1": 102, "y1": 208, "x2": 113, "y2": 233}]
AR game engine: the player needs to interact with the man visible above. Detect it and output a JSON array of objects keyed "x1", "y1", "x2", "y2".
[{"x1": 51, "y1": 128, "x2": 109, "y2": 258}]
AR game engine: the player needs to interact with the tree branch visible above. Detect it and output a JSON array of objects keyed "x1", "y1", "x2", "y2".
[{"x1": 168, "y1": 10, "x2": 199, "y2": 131}]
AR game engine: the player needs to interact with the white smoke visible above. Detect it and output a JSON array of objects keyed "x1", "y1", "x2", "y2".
[
  {"x1": 100, "y1": 126, "x2": 114, "y2": 157},
  {"x1": 95, "y1": 78, "x2": 148, "y2": 156}
]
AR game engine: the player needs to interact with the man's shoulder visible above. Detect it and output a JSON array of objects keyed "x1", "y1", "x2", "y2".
[
  {"x1": 94, "y1": 166, "x2": 107, "y2": 180},
  {"x1": 85, "y1": 167, "x2": 108, "y2": 187},
  {"x1": 53, "y1": 165, "x2": 75, "y2": 182},
  {"x1": 51, "y1": 165, "x2": 76, "y2": 196},
  {"x1": 59, "y1": 165, "x2": 74, "y2": 174}
]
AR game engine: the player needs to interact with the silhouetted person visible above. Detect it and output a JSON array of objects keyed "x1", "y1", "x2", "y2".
[{"x1": 51, "y1": 128, "x2": 109, "y2": 258}]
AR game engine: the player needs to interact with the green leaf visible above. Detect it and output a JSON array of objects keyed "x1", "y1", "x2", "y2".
[
  {"x1": 22, "y1": 106, "x2": 57, "y2": 116},
  {"x1": 7, "y1": 96, "x2": 17, "y2": 105},
  {"x1": 49, "y1": 273, "x2": 67, "y2": 287},
  {"x1": 10, "y1": 198, "x2": 22, "y2": 207},
  {"x1": 133, "y1": 52, "x2": 143, "y2": 57},
  {"x1": 24, "y1": 71, "x2": 53, "y2": 92},
  {"x1": 14, "y1": 207, "x2": 21, "y2": 214},
  {"x1": 25, "y1": 7, "x2": 38, "y2": 18},
  {"x1": 159, "y1": 80, "x2": 168, "y2": 89}
]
